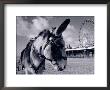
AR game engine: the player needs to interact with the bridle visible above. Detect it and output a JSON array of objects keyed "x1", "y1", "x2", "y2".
[
  {"x1": 29, "y1": 33, "x2": 67, "y2": 73},
  {"x1": 41, "y1": 35, "x2": 63, "y2": 61},
  {"x1": 43, "y1": 34, "x2": 67, "y2": 64}
]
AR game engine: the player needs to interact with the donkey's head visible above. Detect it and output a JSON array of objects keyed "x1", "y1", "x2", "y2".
[
  {"x1": 43, "y1": 19, "x2": 70, "y2": 71},
  {"x1": 24, "y1": 19, "x2": 70, "y2": 73}
]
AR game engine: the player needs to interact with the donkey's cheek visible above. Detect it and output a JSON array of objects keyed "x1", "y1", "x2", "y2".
[{"x1": 44, "y1": 45, "x2": 51, "y2": 58}]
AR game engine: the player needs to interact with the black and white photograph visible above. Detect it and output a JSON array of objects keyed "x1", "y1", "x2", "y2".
[
  {"x1": 16, "y1": 16, "x2": 94, "y2": 74},
  {"x1": 5, "y1": 4, "x2": 107, "y2": 87}
]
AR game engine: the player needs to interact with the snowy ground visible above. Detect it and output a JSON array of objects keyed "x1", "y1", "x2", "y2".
[{"x1": 17, "y1": 57, "x2": 94, "y2": 74}]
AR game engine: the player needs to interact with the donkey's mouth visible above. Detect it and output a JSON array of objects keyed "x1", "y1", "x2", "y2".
[
  {"x1": 51, "y1": 64, "x2": 65, "y2": 71},
  {"x1": 58, "y1": 67, "x2": 64, "y2": 71}
]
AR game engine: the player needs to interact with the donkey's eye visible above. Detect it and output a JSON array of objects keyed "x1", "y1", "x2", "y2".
[{"x1": 49, "y1": 37, "x2": 53, "y2": 41}]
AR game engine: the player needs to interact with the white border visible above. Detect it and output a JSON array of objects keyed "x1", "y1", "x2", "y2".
[{"x1": 5, "y1": 4, "x2": 107, "y2": 87}]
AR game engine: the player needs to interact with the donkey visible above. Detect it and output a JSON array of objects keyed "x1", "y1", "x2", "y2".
[{"x1": 20, "y1": 19, "x2": 70, "y2": 74}]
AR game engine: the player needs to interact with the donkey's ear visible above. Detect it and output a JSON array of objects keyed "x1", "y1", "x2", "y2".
[{"x1": 55, "y1": 19, "x2": 70, "y2": 36}]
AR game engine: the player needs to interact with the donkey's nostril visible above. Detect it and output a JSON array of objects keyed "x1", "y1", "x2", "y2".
[{"x1": 58, "y1": 67, "x2": 63, "y2": 71}]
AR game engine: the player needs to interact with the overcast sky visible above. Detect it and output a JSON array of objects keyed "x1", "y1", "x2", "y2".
[{"x1": 17, "y1": 16, "x2": 94, "y2": 56}]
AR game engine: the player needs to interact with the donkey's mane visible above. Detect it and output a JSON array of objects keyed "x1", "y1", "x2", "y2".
[
  {"x1": 25, "y1": 29, "x2": 50, "y2": 49},
  {"x1": 38, "y1": 29, "x2": 51, "y2": 39}
]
